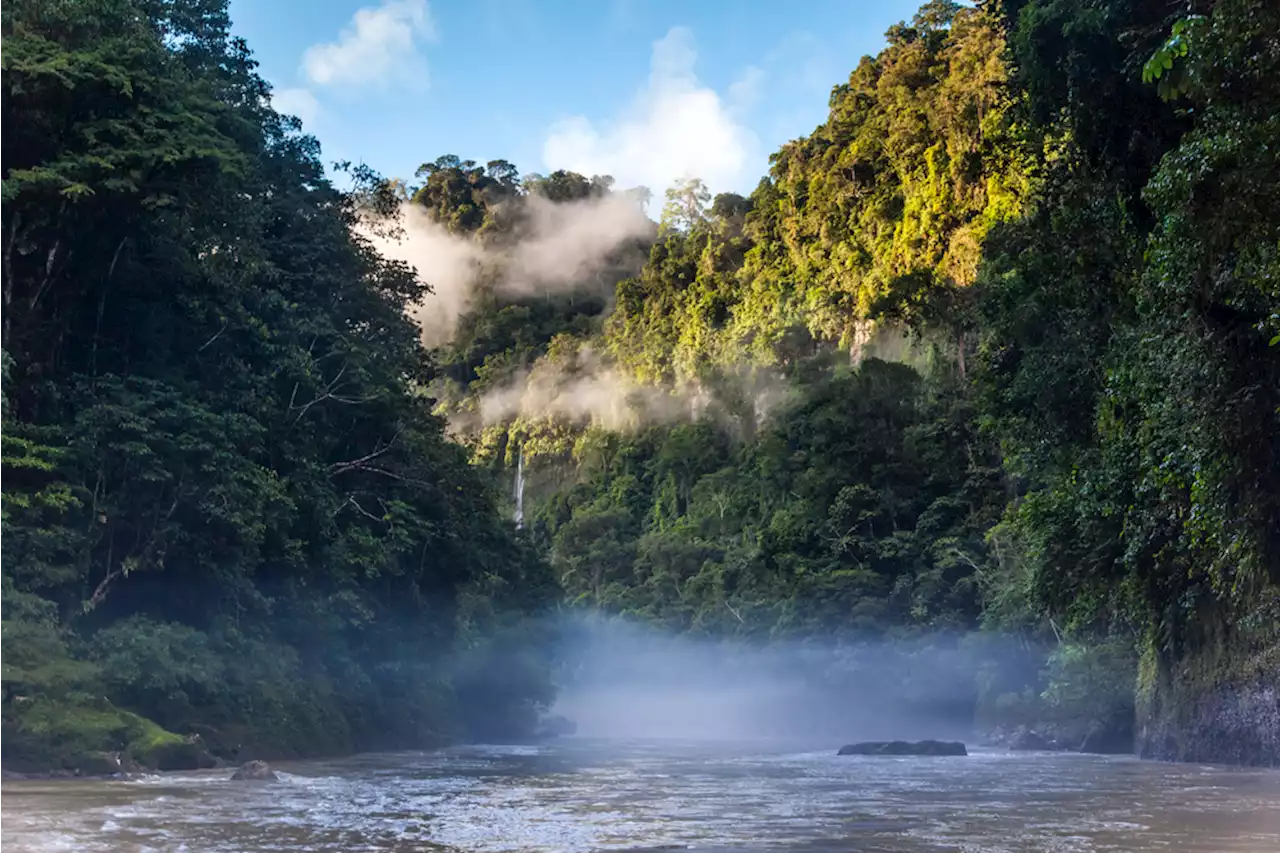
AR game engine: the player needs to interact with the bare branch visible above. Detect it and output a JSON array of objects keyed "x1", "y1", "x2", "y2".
[
  {"x1": 85, "y1": 565, "x2": 122, "y2": 612},
  {"x1": 197, "y1": 319, "x2": 229, "y2": 353},
  {"x1": 329, "y1": 428, "x2": 403, "y2": 475},
  {"x1": 107, "y1": 237, "x2": 127, "y2": 281},
  {"x1": 331, "y1": 463, "x2": 433, "y2": 491},
  {"x1": 291, "y1": 362, "x2": 350, "y2": 423},
  {"x1": 87, "y1": 481, "x2": 183, "y2": 614},
  {"x1": 348, "y1": 495, "x2": 385, "y2": 522},
  {"x1": 951, "y1": 547, "x2": 982, "y2": 574},
  {"x1": 725, "y1": 601, "x2": 745, "y2": 624},
  {"x1": 30, "y1": 239, "x2": 63, "y2": 312}
]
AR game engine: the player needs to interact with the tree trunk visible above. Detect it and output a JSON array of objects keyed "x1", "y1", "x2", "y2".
[{"x1": 3, "y1": 213, "x2": 20, "y2": 351}]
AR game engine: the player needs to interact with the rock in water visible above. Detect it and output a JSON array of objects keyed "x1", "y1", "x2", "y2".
[
  {"x1": 533, "y1": 714, "x2": 578, "y2": 739},
  {"x1": 230, "y1": 760, "x2": 278, "y2": 781},
  {"x1": 837, "y1": 740, "x2": 967, "y2": 756}
]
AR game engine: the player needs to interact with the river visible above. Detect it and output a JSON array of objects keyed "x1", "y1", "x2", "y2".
[{"x1": 3, "y1": 739, "x2": 1279, "y2": 852}]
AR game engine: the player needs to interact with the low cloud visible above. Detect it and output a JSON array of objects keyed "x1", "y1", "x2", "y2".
[
  {"x1": 502, "y1": 194, "x2": 652, "y2": 293},
  {"x1": 542, "y1": 27, "x2": 761, "y2": 195},
  {"x1": 364, "y1": 193, "x2": 652, "y2": 346},
  {"x1": 302, "y1": 0, "x2": 435, "y2": 89},
  {"x1": 466, "y1": 345, "x2": 792, "y2": 437},
  {"x1": 364, "y1": 206, "x2": 486, "y2": 345},
  {"x1": 475, "y1": 346, "x2": 707, "y2": 432}
]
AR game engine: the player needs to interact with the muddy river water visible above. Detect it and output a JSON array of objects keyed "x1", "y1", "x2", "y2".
[{"x1": 4, "y1": 739, "x2": 1279, "y2": 852}]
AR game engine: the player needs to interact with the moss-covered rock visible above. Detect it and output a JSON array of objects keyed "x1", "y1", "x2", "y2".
[
  {"x1": 132, "y1": 735, "x2": 216, "y2": 771},
  {"x1": 0, "y1": 696, "x2": 209, "y2": 773}
]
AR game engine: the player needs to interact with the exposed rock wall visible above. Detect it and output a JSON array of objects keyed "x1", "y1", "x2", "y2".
[
  {"x1": 1137, "y1": 597, "x2": 1280, "y2": 767},
  {"x1": 1139, "y1": 675, "x2": 1279, "y2": 765}
]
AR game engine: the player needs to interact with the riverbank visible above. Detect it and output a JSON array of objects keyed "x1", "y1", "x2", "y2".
[
  {"x1": 1, "y1": 696, "x2": 580, "y2": 778},
  {"x1": 0, "y1": 695, "x2": 442, "y2": 778},
  {"x1": 1, "y1": 698, "x2": 220, "y2": 777}
]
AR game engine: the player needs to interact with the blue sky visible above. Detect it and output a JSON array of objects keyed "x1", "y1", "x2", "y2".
[{"x1": 229, "y1": 0, "x2": 925, "y2": 196}]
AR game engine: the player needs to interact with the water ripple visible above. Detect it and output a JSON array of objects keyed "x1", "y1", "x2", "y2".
[{"x1": 3, "y1": 740, "x2": 1279, "y2": 852}]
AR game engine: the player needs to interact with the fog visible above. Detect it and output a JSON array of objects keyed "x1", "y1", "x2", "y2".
[
  {"x1": 473, "y1": 344, "x2": 701, "y2": 432},
  {"x1": 547, "y1": 613, "x2": 1039, "y2": 747},
  {"x1": 455, "y1": 345, "x2": 796, "y2": 441},
  {"x1": 365, "y1": 195, "x2": 651, "y2": 346}
]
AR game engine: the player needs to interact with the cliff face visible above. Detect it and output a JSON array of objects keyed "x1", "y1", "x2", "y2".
[
  {"x1": 1137, "y1": 594, "x2": 1280, "y2": 767},
  {"x1": 1140, "y1": 674, "x2": 1280, "y2": 766}
]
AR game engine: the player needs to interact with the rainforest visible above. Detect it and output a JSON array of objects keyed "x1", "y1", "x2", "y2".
[{"x1": 2, "y1": 0, "x2": 1278, "y2": 782}]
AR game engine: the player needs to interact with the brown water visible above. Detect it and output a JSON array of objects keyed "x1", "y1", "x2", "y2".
[{"x1": 3, "y1": 739, "x2": 1279, "y2": 852}]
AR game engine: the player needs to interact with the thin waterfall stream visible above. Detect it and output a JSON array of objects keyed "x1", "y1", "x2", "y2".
[{"x1": 514, "y1": 448, "x2": 525, "y2": 530}]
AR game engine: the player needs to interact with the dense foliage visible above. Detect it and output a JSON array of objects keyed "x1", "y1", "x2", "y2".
[
  {"x1": 534, "y1": 358, "x2": 1005, "y2": 639},
  {"x1": 1, "y1": 0, "x2": 557, "y2": 771},
  {"x1": 434, "y1": 1, "x2": 1034, "y2": 644},
  {"x1": 435, "y1": 0, "x2": 1279, "y2": 759},
  {"x1": 4, "y1": 0, "x2": 1276, "y2": 770}
]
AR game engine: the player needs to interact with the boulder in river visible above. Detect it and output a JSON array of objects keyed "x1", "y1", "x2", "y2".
[
  {"x1": 230, "y1": 760, "x2": 278, "y2": 781},
  {"x1": 838, "y1": 739, "x2": 967, "y2": 756},
  {"x1": 533, "y1": 714, "x2": 577, "y2": 739}
]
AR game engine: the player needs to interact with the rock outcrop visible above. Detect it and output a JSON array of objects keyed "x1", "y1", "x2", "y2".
[
  {"x1": 533, "y1": 715, "x2": 577, "y2": 739},
  {"x1": 838, "y1": 740, "x2": 967, "y2": 756},
  {"x1": 1136, "y1": 605, "x2": 1280, "y2": 767},
  {"x1": 72, "y1": 751, "x2": 126, "y2": 776},
  {"x1": 1078, "y1": 711, "x2": 1134, "y2": 755},
  {"x1": 230, "y1": 760, "x2": 278, "y2": 781},
  {"x1": 1139, "y1": 672, "x2": 1280, "y2": 765},
  {"x1": 1006, "y1": 726, "x2": 1075, "y2": 751}
]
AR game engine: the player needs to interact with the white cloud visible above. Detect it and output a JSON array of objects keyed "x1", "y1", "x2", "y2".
[
  {"x1": 302, "y1": 0, "x2": 435, "y2": 89},
  {"x1": 271, "y1": 87, "x2": 322, "y2": 127},
  {"x1": 542, "y1": 27, "x2": 761, "y2": 196}
]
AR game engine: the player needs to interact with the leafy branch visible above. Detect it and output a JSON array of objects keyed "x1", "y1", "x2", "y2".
[{"x1": 1142, "y1": 15, "x2": 1207, "y2": 101}]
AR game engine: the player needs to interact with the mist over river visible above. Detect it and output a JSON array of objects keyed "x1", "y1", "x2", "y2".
[{"x1": 4, "y1": 739, "x2": 1279, "y2": 853}]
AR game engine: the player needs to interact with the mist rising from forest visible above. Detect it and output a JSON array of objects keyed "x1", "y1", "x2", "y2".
[
  {"x1": 366, "y1": 195, "x2": 651, "y2": 345},
  {"x1": 462, "y1": 346, "x2": 793, "y2": 434},
  {"x1": 474, "y1": 345, "x2": 704, "y2": 431},
  {"x1": 464, "y1": 322, "x2": 923, "y2": 434},
  {"x1": 549, "y1": 614, "x2": 1031, "y2": 745}
]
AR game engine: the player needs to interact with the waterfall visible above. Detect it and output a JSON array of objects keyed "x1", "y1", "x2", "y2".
[{"x1": 514, "y1": 448, "x2": 525, "y2": 530}]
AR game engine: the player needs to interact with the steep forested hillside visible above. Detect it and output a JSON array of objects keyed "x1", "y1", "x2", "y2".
[
  {"x1": 1, "y1": 0, "x2": 556, "y2": 772},
  {"x1": 427, "y1": 0, "x2": 1280, "y2": 765},
  {"x1": 419, "y1": 0, "x2": 1040, "y2": 653}
]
